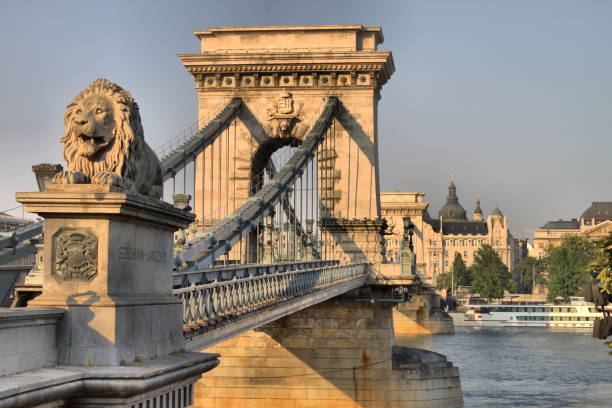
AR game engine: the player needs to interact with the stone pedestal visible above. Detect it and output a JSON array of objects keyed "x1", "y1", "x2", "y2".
[
  {"x1": 17, "y1": 185, "x2": 194, "y2": 366},
  {"x1": 1, "y1": 185, "x2": 221, "y2": 407}
]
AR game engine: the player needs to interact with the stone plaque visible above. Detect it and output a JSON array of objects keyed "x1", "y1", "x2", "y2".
[{"x1": 54, "y1": 230, "x2": 98, "y2": 281}]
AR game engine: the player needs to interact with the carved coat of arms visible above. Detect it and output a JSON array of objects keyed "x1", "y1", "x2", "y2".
[
  {"x1": 266, "y1": 92, "x2": 305, "y2": 138},
  {"x1": 54, "y1": 230, "x2": 98, "y2": 281}
]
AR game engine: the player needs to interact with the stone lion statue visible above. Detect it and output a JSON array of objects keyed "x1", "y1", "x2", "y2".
[{"x1": 52, "y1": 78, "x2": 163, "y2": 199}]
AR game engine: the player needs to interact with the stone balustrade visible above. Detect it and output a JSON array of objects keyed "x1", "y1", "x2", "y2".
[{"x1": 0, "y1": 307, "x2": 64, "y2": 376}]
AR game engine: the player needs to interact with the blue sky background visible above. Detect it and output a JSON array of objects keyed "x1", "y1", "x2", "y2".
[{"x1": 0, "y1": 0, "x2": 610, "y2": 238}]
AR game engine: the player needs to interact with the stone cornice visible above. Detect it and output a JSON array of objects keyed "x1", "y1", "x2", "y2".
[
  {"x1": 382, "y1": 203, "x2": 429, "y2": 211},
  {"x1": 17, "y1": 186, "x2": 194, "y2": 230},
  {"x1": 195, "y1": 25, "x2": 382, "y2": 40},
  {"x1": 179, "y1": 51, "x2": 394, "y2": 88}
]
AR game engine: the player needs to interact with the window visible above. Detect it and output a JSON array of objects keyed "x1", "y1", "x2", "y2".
[
  {"x1": 433, "y1": 240, "x2": 437, "y2": 246},
  {"x1": 433, "y1": 251, "x2": 438, "y2": 257},
  {"x1": 445, "y1": 261, "x2": 448, "y2": 267},
  {"x1": 463, "y1": 251, "x2": 468, "y2": 258},
  {"x1": 428, "y1": 239, "x2": 432, "y2": 245}
]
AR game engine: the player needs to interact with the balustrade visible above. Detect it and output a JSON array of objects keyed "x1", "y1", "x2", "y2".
[{"x1": 175, "y1": 262, "x2": 367, "y2": 335}]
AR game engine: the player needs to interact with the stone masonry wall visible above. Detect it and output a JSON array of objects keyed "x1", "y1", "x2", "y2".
[{"x1": 195, "y1": 299, "x2": 462, "y2": 407}]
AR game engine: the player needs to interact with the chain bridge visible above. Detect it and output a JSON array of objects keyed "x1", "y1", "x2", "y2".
[{"x1": 0, "y1": 25, "x2": 462, "y2": 408}]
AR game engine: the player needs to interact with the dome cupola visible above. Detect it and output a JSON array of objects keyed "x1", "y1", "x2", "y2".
[{"x1": 439, "y1": 181, "x2": 467, "y2": 221}]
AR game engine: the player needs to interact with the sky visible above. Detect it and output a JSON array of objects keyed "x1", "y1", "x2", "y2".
[{"x1": 0, "y1": 0, "x2": 610, "y2": 238}]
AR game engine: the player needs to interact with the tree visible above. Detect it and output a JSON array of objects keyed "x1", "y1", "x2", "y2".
[
  {"x1": 451, "y1": 253, "x2": 471, "y2": 288},
  {"x1": 517, "y1": 256, "x2": 545, "y2": 294},
  {"x1": 470, "y1": 244, "x2": 512, "y2": 300},
  {"x1": 436, "y1": 254, "x2": 471, "y2": 292},
  {"x1": 435, "y1": 271, "x2": 452, "y2": 291},
  {"x1": 544, "y1": 235, "x2": 598, "y2": 301},
  {"x1": 590, "y1": 232, "x2": 612, "y2": 296}
]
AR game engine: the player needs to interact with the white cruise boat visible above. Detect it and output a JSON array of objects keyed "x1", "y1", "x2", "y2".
[{"x1": 450, "y1": 297, "x2": 602, "y2": 329}]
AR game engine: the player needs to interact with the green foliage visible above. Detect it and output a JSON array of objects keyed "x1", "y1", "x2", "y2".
[
  {"x1": 470, "y1": 244, "x2": 512, "y2": 300},
  {"x1": 452, "y1": 253, "x2": 471, "y2": 287},
  {"x1": 544, "y1": 235, "x2": 598, "y2": 301},
  {"x1": 590, "y1": 232, "x2": 612, "y2": 295},
  {"x1": 517, "y1": 256, "x2": 545, "y2": 294},
  {"x1": 435, "y1": 271, "x2": 452, "y2": 291},
  {"x1": 435, "y1": 254, "x2": 471, "y2": 292}
]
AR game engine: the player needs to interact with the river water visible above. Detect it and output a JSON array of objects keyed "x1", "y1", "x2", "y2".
[{"x1": 397, "y1": 327, "x2": 612, "y2": 407}]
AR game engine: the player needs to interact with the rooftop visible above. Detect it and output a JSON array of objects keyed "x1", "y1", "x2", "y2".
[
  {"x1": 581, "y1": 202, "x2": 612, "y2": 222},
  {"x1": 442, "y1": 221, "x2": 488, "y2": 235},
  {"x1": 539, "y1": 219, "x2": 580, "y2": 230},
  {"x1": 193, "y1": 25, "x2": 384, "y2": 53}
]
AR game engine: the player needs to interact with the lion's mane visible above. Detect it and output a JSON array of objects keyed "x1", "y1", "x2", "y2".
[{"x1": 61, "y1": 78, "x2": 162, "y2": 198}]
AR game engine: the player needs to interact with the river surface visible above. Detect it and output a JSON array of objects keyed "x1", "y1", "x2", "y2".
[{"x1": 396, "y1": 327, "x2": 612, "y2": 407}]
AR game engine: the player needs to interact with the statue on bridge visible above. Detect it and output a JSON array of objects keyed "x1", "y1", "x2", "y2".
[{"x1": 52, "y1": 78, "x2": 163, "y2": 199}]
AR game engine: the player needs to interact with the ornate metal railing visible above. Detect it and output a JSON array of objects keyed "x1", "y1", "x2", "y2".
[
  {"x1": 173, "y1": 260, "x2": 337, "y2": 287},
  {"x1": 175, "y1": 262, "x2": 367, "y2": 336}
]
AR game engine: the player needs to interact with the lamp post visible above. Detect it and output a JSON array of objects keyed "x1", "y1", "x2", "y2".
[
  {"x1": 400, "y1": 217, "x2": 415, "y2": 276},
  {"x1": 32, "y1": 163, "x2": 63, "y2": 192},
  {"x1": 403, "y1": 216, "x2": 415, "y2": 252}
]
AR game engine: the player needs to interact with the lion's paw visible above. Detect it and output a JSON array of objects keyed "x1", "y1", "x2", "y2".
[
  {"x1": 52, "y1": 171, "x2": 87, "y2": 184},
  {"x1": 92, "y1": 172, "x2": 124, "y2": 188}
]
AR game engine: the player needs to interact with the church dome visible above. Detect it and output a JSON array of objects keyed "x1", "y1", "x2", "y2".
[{"x1": 439, "y1": 181, "x2": 467, "y2": 221}]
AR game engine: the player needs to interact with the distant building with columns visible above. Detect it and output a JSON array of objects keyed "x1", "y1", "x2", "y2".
[
  {"x1": 381, "y1": 182, "x2": 520, "y2": 285},
  {"x1": 533, "y1": 202, "x2": 612, "y2": 259}
]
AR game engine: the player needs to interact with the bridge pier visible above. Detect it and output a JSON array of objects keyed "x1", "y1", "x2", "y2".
[
  {"x1": 393, "y1": 293, "x2": 455, "y2": 335},
  {"x1": 195, "y1": 298, "x2": 462, "y2": 407}
]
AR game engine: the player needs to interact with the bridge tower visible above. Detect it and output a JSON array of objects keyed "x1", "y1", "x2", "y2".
[{"x1": 179, "y1": 25, "x2": 394, "y2": 266}]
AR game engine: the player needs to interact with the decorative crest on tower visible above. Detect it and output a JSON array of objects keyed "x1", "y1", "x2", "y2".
[{"x1": 266, "y1": 91, "x2": 305, "y2": 138}]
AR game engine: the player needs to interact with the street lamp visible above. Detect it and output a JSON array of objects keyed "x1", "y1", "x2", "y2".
[
  {"x1": 402, "y1": 216, "x2": 415, "y2": 252},
  {"x1": 32, "y1": 163, "x2": 63, "y2": 192}
]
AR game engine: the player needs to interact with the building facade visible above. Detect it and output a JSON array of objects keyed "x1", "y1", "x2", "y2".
[
  {"x1": 381, "y1": 182, "x2": 520, "y2": 285},
  {"x1": 533, "y1": 202, "x2": 612, "y2": 258}
]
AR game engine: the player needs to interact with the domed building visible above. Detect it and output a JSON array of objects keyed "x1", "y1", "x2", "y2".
[
  {"x1": 380, "y1": 181, "x2": 521, "y2": 285},
  {"x1": 533, "y1": 202, "x2": 612, "y2": 258},
  {"x1": 438, "y1": 181, "x2": 467, "y2": 221}
]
